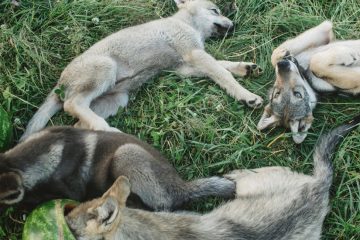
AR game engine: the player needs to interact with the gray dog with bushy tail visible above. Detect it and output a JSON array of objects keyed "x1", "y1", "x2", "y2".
[{"x1": 66, "y1": 115, "x2": 360, "y2": 240}]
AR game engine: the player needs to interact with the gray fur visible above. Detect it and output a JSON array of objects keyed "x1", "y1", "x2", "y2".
[
  {"x1": 21, "y1": 0, "x2": 264, "y2": 140},
  {"x1": 0, "y1": 127, "x2": 235, "y2": 210},
  {"x1": 258, "y1": 20, "x2": 360, "y2": 143},
  {"x1": 66, "y1": 116, "x2": 359, "y2": 240}
]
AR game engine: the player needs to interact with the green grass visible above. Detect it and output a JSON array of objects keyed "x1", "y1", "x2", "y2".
[{"x1": 1, "y1": 0, "x2": 360, "y2": 239}]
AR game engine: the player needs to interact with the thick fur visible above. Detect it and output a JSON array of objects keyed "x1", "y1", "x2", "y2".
[
  {"x1": 0, "y1": 127, "x2": 235, "y2": 210},
  {"x1": 65, "y1": 116, "x2": 360, "y2": 240},
  {"x1": 258, "y1": 20, "x2": 360, "y2": 143},
  {"x1": 21, "y1": 0, "x2": 264, "y2": 140}
]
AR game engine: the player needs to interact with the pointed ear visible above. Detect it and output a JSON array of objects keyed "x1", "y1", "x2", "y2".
[
  {"x1": 257, "y1": 104, "x2": 280, "y2": 131},
  {"x1": 93, "y1": 197, "x2": 119, "y2": 228},
  {"x1": 291, "y1": 115, "x2": 313, "y2": 144},
  {"x1": 102, "y1": 176, "x2": 131, "y2": 207},
  {"x1": 174, "y1": 0, "x2": 191, "y2": 7},
  {"x1": 289, "y1": 120, "x2": 305, "y2": 144}
]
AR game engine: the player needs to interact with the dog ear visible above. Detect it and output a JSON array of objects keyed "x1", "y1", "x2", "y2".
[
  {"x1": 257, "y1": 104, "x2": 280, "y2": 131},
  {"x1": 102, "y1": 176, "x2": 131, "y2": 207},
  {"x1": 290, "y1": 115, "x2": 313, "y2": 144},
  {"x1": 174, "y1": 0, "x2": 193, "y2": 6},
  {"x1": 93, "y1": 197, "x2": 119, "y2": 229}
]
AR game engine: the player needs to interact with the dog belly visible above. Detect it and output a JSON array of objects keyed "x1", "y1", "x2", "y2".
[
  {"x1": 113, "y1": 48, "x2": 182, "y2": 91},
  {"x1": 115, "y1": 69, "x2": 162, "y2": 92}
]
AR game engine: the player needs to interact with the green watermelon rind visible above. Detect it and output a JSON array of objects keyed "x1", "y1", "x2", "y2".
[
  {"x1": 22, "y1": 199, "x2": 77, "y2": 240},
  {"x1": 0, "y1": 106, "x2": 12, "y2": 151}
]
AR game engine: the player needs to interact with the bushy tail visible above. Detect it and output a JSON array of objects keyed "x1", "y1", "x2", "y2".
[
  {"x1": 186, "y1": 176, "x2": 235, "y2": 201},
  {"x1": 20, "y1": 91, "x2": 62, "y2": 141},
  {"x1": 313, "y1": 115, "x2": 360, "y2": 187}
]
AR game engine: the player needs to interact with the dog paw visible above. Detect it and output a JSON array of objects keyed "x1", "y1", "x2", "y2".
[
  {"x1": 271, "y1": 48, "x2": 290, "y2": 66},
  {"x1": 245, "y1": 95, "x2": 263, "y2": 108},
  {"x1": 245, "y1": 63, "x2": 263, "y2": 77},
  {"x1": 232, "y1": 62, "x2": 262, "y2": 77}
]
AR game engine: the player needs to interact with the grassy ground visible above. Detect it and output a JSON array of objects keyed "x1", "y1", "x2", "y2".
[{"x1": 0, "y1": 0, "x2": 359, "y2": 239}]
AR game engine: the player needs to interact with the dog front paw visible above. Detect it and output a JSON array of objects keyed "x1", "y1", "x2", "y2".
[
  {"x1": 245, "y1": 63, "x2": 263, "y2": 77},
  {"x1": 245, "y1": 94, "x2": 263, "y2": 108},
  {"x1": 271, "y1": 48, "x2": 290, "y2": 66},
  {"x1": 232, "y1": 62, "x2": 263, "y2": 77}
]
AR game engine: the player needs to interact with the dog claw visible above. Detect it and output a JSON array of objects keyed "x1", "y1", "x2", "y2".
[
  {"x1": 245, "y1": 63, "x2": 263, "y2": 77},
  {"x1": 246, "y1": 96, "x2": 263, "y2": 108},
  {"x1": 248, "y1": 99, "x2": 256, "y2": 105}
]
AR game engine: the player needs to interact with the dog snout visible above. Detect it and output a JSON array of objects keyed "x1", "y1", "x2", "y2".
[
  {"x1": 227, "y1": 22, "x2": 234, "y2": 31},
  {"x1": 224, "y1": 19, "x2": 234, "y2": 31},
  {"x1": 277, "y1": 60, "x2": 291, "y2": 72},
  {"x1": 214, "y1": 22, "x2": 233, "y2": 31}
]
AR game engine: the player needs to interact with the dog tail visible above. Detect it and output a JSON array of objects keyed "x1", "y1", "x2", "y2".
[
  {"x1": 313, "y1": 115, "x2": 360, "y2": 188},
  {"x1": 20, "y1": 90, "x2": 63, "y2": 141},
  {"x1": 185, "y1": 176, "x2": 235, "y2": 202}
]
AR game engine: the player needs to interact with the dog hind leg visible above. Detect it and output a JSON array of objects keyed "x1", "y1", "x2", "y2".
[
  {"x1": 90, "y1": 91, "x2": 129, "y2": 119},
  {"x1": 62, "y1": 58, "x2": 119, "y2": 131},
  {"x1": 111, "y1": 143, "x2": 235, "y2": 210},
  {"x1": 74, "y1": 91, "x2": 128, "y2": 130},
  {"x1": 310, "y1": 45, "x2": 360, "y2": 93}
]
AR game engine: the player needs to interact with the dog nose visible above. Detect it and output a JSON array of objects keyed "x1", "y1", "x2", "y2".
[
  {"x1": 277, "y1": 60, "x2": 291, "y2": 71},
  {"x1": 227, "y1": 22, "x2": 234, "y2": 31}
]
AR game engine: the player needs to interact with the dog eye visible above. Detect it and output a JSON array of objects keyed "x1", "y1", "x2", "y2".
[
  {"x1": 294, "y1": 91, "x2": 302, "y2": 98},
  {"x1": 273, "y1": 91, "x2": 280, "y2": 98},
  {"x1": 210, "y1": 9, "x2": 220, "y2": 15}
]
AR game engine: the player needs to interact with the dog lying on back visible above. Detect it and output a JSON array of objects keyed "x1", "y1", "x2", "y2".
[
  {"x1": 65, "y1": 116, "x2": 359, "y2": 240},
  {"x1": 21, "y1": 0, "x2": 263, "y2": 140},
  {"x1": 0, "y1": 127, "x2": 235, "y2": 210},
  {"x1": 257, "y1": 20, "x2": 360, "y2": 143}
]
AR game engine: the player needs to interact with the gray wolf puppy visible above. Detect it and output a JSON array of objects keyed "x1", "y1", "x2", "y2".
[
  {"x1": 0, "y1": 127, "x2": 235, "y2": 210},
  {"x1": 65, "y1": 116, "x2": 360, "y2": 240},
  {"x1": 257, "y1": 20, "x2": 360, "y2": 143},
  {"x1": 21, "y1": 0, "x2": 263, "y2": 140}
]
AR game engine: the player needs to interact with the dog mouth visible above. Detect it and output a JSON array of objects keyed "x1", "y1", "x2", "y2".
[{"x1": 213, "y1": 23, "x2": 234, "y2": 36}]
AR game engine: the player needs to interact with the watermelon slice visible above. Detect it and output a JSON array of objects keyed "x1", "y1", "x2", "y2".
[
  {"x1": 22, "y1": 199, "x2": 78, "y2": 240},
  {"x1": 0, "y1": 105, "x2": 12, "y2": 150}
]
